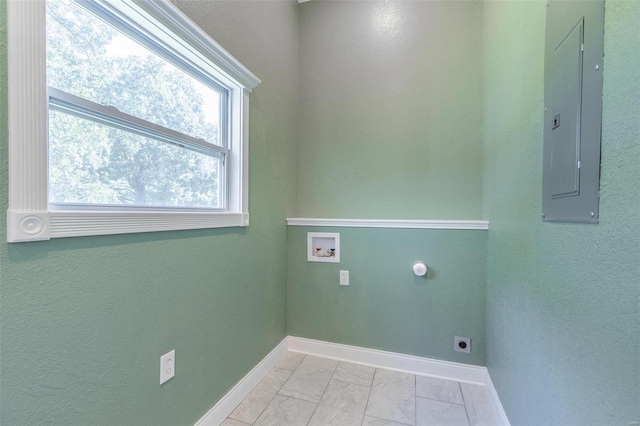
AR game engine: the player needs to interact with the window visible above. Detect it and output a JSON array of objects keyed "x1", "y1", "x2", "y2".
[{"x1": 7, "y1": 0, "x2": 260, "y2": 242}]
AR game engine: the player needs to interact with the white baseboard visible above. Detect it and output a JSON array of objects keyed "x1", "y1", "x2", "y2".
[
  {"x1": 287, "y1": 336, "x2": 509, "y2": 425},
  {"x1": 194, "y1": 338, "x2": 288, "y2": 426},
  {"x1": 484, "y1": 368, "x2": 511, "y2": 426},
  {"x1": 287, "y1": 336, "x2": 487, "y2": 384},
  {"x1": 195, "y1": 336, "x2": 509, "y2": 426}
]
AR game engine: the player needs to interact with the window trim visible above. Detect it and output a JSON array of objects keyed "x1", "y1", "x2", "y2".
[{"x1": 7, "y1": 0, "x2": 260, "y2": 242}]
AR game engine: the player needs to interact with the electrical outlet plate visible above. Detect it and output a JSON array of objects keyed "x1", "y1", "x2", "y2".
[
  {"x1": 454, "y1": 336, "x2": 471, "y2": 354},
  {"x1": 339, "y1": 270, "x2": 349, "y2": 286},
  {"x1": 160, "y1": 350, "x2": 175, "y2": 384}
]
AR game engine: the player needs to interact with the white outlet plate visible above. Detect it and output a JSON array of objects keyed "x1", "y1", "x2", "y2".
[
  {"x1": 454, "y1": 336, "x2": 471, "y2": 353},
  {"x1": 160, "y1": 350, "x2": 175, "y2": 384},
  {"x1": 339, "y1": 270, "x2": 349, "y2": 286}
]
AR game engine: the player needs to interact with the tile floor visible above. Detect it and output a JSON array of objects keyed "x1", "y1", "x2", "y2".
[{"x1": 222, "y1": 352, "x2": 499, "y2": 426}]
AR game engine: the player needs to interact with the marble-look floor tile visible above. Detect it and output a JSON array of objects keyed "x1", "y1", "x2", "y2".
[
  {"x1": 221, "y1": 418, "x2": 251, "y2": 426},
  {"x1": 416, "y1": 376, "x2": 464, "y2": 405},
  {"x1": 362, "y1": 416, "x2": 412, "y2": 426},
  {"x1": 276, "y1": 351, "x2": 305, "y2": 371},
  {"x1": 332, "y1": 361, "x2": 376, "y2": 387},
  {"x1": 253, "y1": 395, "x2": 317, "y2": 426},
  {"x1": 308, "y1": 379, "x2": 370, "y2": 426},
  {"x1": 416, "y1": 397, "x2": 469, "y2": 426},
  {"x1": 278, "y1": 355, "x2": 339, "y2": 403},
  {"x1": 460, "y1": 383, "x2": 498, "y2": 426},
  {"x1": 229, "y1": 368, "x2": 292, "y2": 424},
  {"x1": 365, "y1": 369, "x2": 416, "y2": 425}
]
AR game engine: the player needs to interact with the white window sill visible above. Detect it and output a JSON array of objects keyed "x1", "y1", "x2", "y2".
[{"x1": 8, "y1": 210, "x2": 249, "y2": 242}]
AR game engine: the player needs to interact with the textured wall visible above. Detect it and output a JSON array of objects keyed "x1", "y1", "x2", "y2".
[
  {"x1": 4, "y1": 0, "x2": 638, "y2": 424},
  {"x1": 296, "y1": 0, "x2": 484, "y2": 220},
  {"x1": 288, "y1": 0, "x2": 487, "y2": 367},
  {"x1": 483, "y1": 1, "x2": 640, "y2": 424},
  {"x1": 0, "y1": 1, "x2": 299, "y2": 424},
  {"x1": 288, "y1": 226, "x2": 488, "y2": 366}
]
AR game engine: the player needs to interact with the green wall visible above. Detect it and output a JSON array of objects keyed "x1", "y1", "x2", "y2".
[
  {"x1": 289, "y1": 0, "x2": 488, "y2": 367},
  {"x1": 297, "y1": 0, "x2": 484, "y2": 220},
  {"x1": 287, "y1": 227, "x2": 487, "y2": 366},
  {"x1": 3, "y1": 0, "x2": 639, "y2": 424},
  {"x1": 483, "y1": 1, "x2": 640, "y2": 424},
  {"x1": 0, "y1": 1, "x2": 299, "y2": 424}
]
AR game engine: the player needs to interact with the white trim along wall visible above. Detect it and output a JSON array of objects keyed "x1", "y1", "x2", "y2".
[
  {"x1": 195, "y1": 336, "x2": 509, "y2": 426},
  {"x1": 286, "y1": 218, "x2": 489, "y2": 230}
]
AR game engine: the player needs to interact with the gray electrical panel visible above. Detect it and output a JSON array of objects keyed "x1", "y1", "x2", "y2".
[{"x1": 542, "y1": 0, "x2": 604, "y2": 223}]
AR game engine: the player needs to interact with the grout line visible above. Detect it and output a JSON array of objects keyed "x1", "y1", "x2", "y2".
[
  {"x1": 363, "y1": 415, "x2": 414, "y2": 426},
  {"x1": 415, "y1": 377, "x2": 466, "y2": 406},
  {"x1": 305, "y1": 400, "x2": 320, "y2": 424},
  {"x1": 265, "y1": 394, "x2": 320, "y2": 424},
  {"x1": 332, "y1": 361, "x2": 376, "y2": 387},
  {"x1": 414, "y1": 374, "x2": 418, "y2": 426},
  {"x1": 245, "y1": 379, "x2": 279, "y2": 424},
  {"x1": 285, "y1": 352, "x2": 305, "y2": 372},
  {"x1": 304, "y1": 359, "x2": 340, "y2": 425},
  {"x1": 361, "y1": 368, "x2": 377, "y2": 426},
  {"x1": 364, "y1": 369, "x2": 418, "y2": 426},
  {"x1": 277, "y1": 353, "x2": 306, "y2": 394},
  {"x1": 415, "y1": 394, "x2": 466, "y2": 406},
  {"x1": 225, "y1": 419, "x2": 251, "y2": 426},
  {"x1": 305, "y1": 403, "x2": 319, "y2": 425},
  {"x1": 330, "y1": 377, "x2": 372, "y2": 388},
  {"x1": 459, "y1": 382, "x2": 472, "y2": 426},
  {"x1": 274, "y1": 394, "x2": 320, "y2": 424},
  {"x1": 251, "y1": 354, "x2": 307, "y2": 424}
]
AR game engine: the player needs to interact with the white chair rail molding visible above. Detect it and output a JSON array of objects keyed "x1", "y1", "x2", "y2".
[{"x1": 286, "y1": 218, "x2": 490, "y2": 230}]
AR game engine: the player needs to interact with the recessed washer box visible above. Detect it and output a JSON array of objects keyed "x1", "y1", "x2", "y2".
[{"x1": 307, "y1": 232, "x2": 340, "y2": 263}]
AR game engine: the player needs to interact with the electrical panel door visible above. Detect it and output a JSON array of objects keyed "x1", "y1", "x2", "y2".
[{"x1": 542, "y1": 0, "x2": 604, "y2": 223}]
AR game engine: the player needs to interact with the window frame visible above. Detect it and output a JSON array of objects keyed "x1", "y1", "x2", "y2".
[{"x1": 7, "y1": 0, "x2": 260, "y2": 243}]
